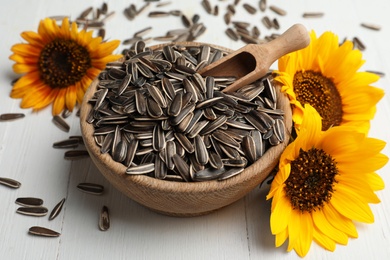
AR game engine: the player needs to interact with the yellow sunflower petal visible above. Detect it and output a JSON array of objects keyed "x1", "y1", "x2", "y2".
[
  {"x1": 288, "y1": 211, "x2": 313, "y2": 257},
  {"x1": 331, "y1": 187, "x2": 374, "y2": 223},
  {"x1": 270, "y1": 189, "x2": 292, "y2": 234},
  {"x1": 365, "y1": 172, "x2": 385, "y2": 191},
  {"x1": 313, "y1": 226, "x2": 336, "y2": 252},
  {"x1": 336, "y1": 175, "x2": 380, "y2": 203},
  {"x1": 275, "y1": 228, "x2": 289, "y2": 248},
  {"x1": 65, "y1": 85, "x2": 78, "y2": 112},
  {"x1": 52, "y1": 88, "x2": 67, "y2": 115},
  {"x1": 268, "y1": 163, "x2": 291, "y2": 199},
  {"x1": 12, "y1": 63, "x2": 39, "y2": 74},
  {"x1": 312, "y1": 208, "x2": 348, "y2": 245},
  {"x1": 322, "y1": 203, "x2": 358, "y2": 238},
  {"x1": 11, "y1": 44, "x2": 41, "y2": 57}
]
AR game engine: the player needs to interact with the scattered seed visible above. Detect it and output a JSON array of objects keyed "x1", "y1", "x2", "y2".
[
  {"x1": 366, "y1": 70, "x2": 385, "y2": 77},
  {"x1": 361, "y1": 23, "x2": 381, "y2": 31},
  {"x1": 52, "y1": 115, "x2": 70, "y2": 132},
  {"x1": 0, "y1": 113, "x2": 25, "y2": 121},
  {"x1": 99, "y1": 205, "x2": 110, "y2": 231},
  {"x1": 15, "y1": 197, "x2": 43, "y2": 207},
  {"x1": 259, "y1": 0, "x2": 267, "y2": 12},
  {"x1": 16, "y1": 206, "x2": 48, "y2": 217},
  {"x1": 53, "y1": 137, "x2": 80, "y2": 149},
  {"x1": 269, "y1": 5, "x2": 287, "y2": 16},
  {"x1": 64, "y1": 150, "x2": 90, "y2": 160},
  {"x1": 243, "y1": 3, "x2": 257, "y2": 14},
  {"x1": 49, "y1": 198, "x2": 66, "y2": 221},
  {"x1": 77, "y1": 183, "x2": 104, "y2": 195},
  {"x1": 28, "y1": 226, "x2": 60, "y2": 237},
  {"x1": 353, "y1": 36, "x2": 366, "y2": 51},
  {"x1": 302, "y1": 12, "x2": 324, "y2": 18},
  {"x1": 0, "y1": 177, "x2": 21, "y2": 189}
]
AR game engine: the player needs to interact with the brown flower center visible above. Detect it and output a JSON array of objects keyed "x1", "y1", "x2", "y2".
[
  {"x1": 39, "y1": 39, "x2": 91, "y2": 88},
  {"x1": 293, "y1": 70, "x2": 343, "y2": 130},
  {"x1": 284, "y1": 148, "x2": 338, "y2": 213}
]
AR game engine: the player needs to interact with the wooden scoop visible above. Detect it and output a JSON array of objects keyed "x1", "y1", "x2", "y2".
[{"x1": 199, "y1": 23, "x2": 310, "y2": 93}]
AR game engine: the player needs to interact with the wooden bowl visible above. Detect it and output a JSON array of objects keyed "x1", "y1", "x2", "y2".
[{"x1": 80, "y1": 42, "x2": 292, "y2": 217}]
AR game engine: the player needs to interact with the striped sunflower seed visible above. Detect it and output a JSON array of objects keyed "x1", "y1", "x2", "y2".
[
  {"x1": 29, "y1": 226, "x2": 60, "y2": 237},
  {"x1": 0, "y1": 177, "x2": 21, "y2": 189},
  {"x1": 16, "y1": 206, "x2": 48, "y2": 217},
  {"x1": 49, "y1": 198, "x2": 66, "y2": 220},
  {"x1": 15, "y1": 197, "x2": 43, "y2": 207},
  {"x1": 77, "y1": 183, "x2": 104, "y2": 195},
  {"x1": 99, "y1": 205, "x2": 110, "y2": 231}
]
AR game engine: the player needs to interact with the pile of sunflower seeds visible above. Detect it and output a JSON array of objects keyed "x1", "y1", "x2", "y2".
[{"x1": 86, "y1": 40, "x2": 285, "y2": 182}]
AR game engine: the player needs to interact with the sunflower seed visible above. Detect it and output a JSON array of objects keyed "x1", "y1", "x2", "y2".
[
  {"x1": 147, "y1": 98, "x2": 163, "y2": 118},
  {"x1": 302, "y1": 12, "x2": 324, "y2": 18},
  {"x1": 134, "y1": 26, "x2": 152, "y2": 38},
  {"x1": 212, "y1": 130, "x2": 240, "y2": 149},
  {"x1": 269, "y1": 5, "x2": 287, "y2": 16},
  {"x1": 0, "y1": 177, "x2": 21, "y2": 189},
  {"x1": 242, "y1": 135, "x2": 257, "y2": 163},
  {"x1": 366, "y1": 70, "x2": 385, "y2": 77},
  {"x1": 157, "y1": 1, "x2": 172, "y2": 7},
  {"x1": 259, "y1": 0, "x2": 267, "y2": 12},
  {"x1": 209, "y1": 151, "x2": 223, "y2": 169},
  {"x1": 113, "y1": 140, "x2": 127, "y2": 162},
  {"x1": 201, "y1": 0, "x2": 213, "y2": 14},
  {"x1": 361, "y1": 23, "x2": 381, "y2": 31},
  {"x1": 15, "y1": 197, "x2": 43, "y2": 207},
  {"x1": 0, "y1": 113, "x2": 25, "y2": 121},
  {"x1": 126, "y1": 163, "x2": 155, "y2": 174},
  {"x1": 77, "y1": 183, "x2": 104, "y2": 195},
  {"x1": 194, "y1": 135, "x2": 208, "y2": 165},
  {"x1": 148, "y1": 11, "x2": 170, "y2": 17},
  {"x1": 172, "y1": 154, "x2": 191, "y2": 181},
  {"x1": 147, "y1": 84, "x2": 167, "y2": 108},
  {"x1": 218, "y1": 167, "x2": 244, "y2": 181},
  {"x1": 168, "y1": 92, "x2": 182, "y2": 116},
  {"x1": 124, "y1": 139, "x2": 139, "y2": 166},
  {"x1": 152, "y1": 125, "x2": 166, "y2": 151},
  {"x1": 64, "y1": 150, "x2": 90, "y2": 160},
  {"x1": 53, "y1": 137, "x2": 80, "y2": 149},
  {"x1": 272, "y1": 18, "x2": 280, "y2": 30},
  {"x1": 261, "y1": 16, "x2": 273, "y2": 29},
  {"x1": 52, "y1": 116, "x2": 70, "y2": 132},
  {"x1": 155, "y1": 154, "x2": 167, "y2": 179},
  {"x1": 16, "y1": 206, "x2": 48, "y2": 217},
  {"x1": 199, "y1": 115, "x2": 227, "y2": 135},
  {"x1": 28, "y1": 226, "x2": 60, "y2": 237},
  {"x1": 49, "y1": 198, "x2": 66, "y2": 221},
  {"x1": 353, "y1": 37, "x2": 366, "y2": 51},
  {"x1": 99, "y1": 205, "x2": 110, "y2": 231},
  {"x1": 174, "y1": 132, "x2": 195, "y2": 154},
  {"x1": 221, "y1": 158, "x2": 247, "y2": 168},
  {"x1": 193, "y1": 167, "x2": 226, "y2": 181},
  {"x1": 243, "y1": 3, "x2": 257, "y2": 14}
]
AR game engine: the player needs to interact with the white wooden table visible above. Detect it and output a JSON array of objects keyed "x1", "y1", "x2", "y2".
[{"x1": 1, "y1": 0, "x2": 389, "y2": 259}]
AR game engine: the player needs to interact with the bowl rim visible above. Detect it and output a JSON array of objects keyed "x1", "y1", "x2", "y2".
[{"x1": 80, "y1": 41, "x2": 292, "y2": 196}]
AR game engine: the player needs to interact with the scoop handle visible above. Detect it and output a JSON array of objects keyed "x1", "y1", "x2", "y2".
[{"x1": 260, "y1": 23, "x2": 310, "y2": 68}]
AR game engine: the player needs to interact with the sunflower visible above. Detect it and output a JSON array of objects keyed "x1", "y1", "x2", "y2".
[
  {"x1": 266, "y1": 105, "x2": 388, "y2": 257},
  {"x1": 9, "y1": 17, "x2": 121, "y2": 115},
  {"x1": 275, "y1": 31, "x2": 384, "y2": 133}
]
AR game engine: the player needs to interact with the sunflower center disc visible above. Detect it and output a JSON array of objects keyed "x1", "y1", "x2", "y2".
[
  {"x1": 284, "y1": 147, "x2": 338, "y2": 213},
  {"x1": 39, "y1": 39, "x2": 91, "y2": 88},
  {"x1": 293, "y1": 70, "x2": 343, "y2": 130}
]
